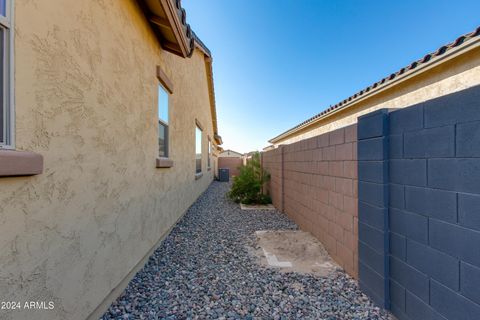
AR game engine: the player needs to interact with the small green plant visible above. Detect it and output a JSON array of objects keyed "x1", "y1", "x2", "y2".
[{"x1": 228, "y1": 152, "x2": 271, "y2": 205}]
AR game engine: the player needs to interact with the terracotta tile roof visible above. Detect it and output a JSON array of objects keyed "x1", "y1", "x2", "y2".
[
  {"x1": 171, "y1": 1, "x2": 222, "y2": 144},
  {"x1": 139, "y1": 0, "x2": 220, "y2": 143},
  {"x1": 173, "y1": 0, "x2": 197, "y2": 56},
  {"x1": 170, "y1": 0, "x2": 212, "y2": 57},
  {"x1": 170, "y1": 1, "x2": 219, "y2": 143},
  {"x1": 269, "y1": 26, "x2": 480, "y2": 143}
]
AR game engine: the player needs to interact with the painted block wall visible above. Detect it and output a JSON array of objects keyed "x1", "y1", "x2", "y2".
[
  {"x1": 357, "y1": 109, "x2": 390, "y2": 308},
  {"x1": 218, "y1": 157, "x2": 243, "y2": 177},
  {"x1": 262, "y1": 147, "x2": 284, "y2": 211},
  {"x1": 358, "y1": 85, "x2": 480, "y2": 320},
  {"x1": 263, "y1": 125, "x2": 359, "y2": 278}
]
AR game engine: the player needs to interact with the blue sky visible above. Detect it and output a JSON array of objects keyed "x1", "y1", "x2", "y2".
[{"x1": 182, "y1": 0, "x2": 479, "y2": 153}]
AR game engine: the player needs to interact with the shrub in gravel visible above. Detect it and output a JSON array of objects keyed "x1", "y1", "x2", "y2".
[{"x1": 228, "y1": 152, "x2": 271, "y2": 204}]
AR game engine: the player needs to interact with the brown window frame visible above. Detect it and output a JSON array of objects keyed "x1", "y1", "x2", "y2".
[
  {"x1": 156, "y1": 66, "x2": 174, "y2": 168},
  {"x1": 207, "y1": 136, "x2": 212, "y2": 170},
  {"x1": 195, "y1": 123, "x2": 203, "y2": 176}
]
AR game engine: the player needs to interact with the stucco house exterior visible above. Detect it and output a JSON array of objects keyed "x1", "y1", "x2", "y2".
[
  {"x1": 269, "y1": 27, "x2": 480, "y2": 146},
  {"x1": 0, "y1": 1, "x2": 221, "y2": 319}
]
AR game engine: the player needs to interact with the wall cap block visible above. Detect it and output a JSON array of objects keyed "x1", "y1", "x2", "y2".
[
  {"x1": 358, "y1": 109, "x2": 390, "y2": 140},
  {"x1": 358, "y1": 108, "x2": 389, "y2": 121}
]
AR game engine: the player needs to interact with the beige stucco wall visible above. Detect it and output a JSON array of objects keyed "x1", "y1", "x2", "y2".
[
  {"x1": 273, "y1": 47, "x2": 480, "y2": 146},
  {"x1": 0, "y1": 1, "x2": 216, "y2": 319}
]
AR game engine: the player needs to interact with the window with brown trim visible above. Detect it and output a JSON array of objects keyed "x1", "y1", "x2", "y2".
[
  {"x1": 195, "y1": 125, "x2": 202, "y2": 174},
  {"x1": 208, "y1": 137, "x2": 211, "y2": 169},
  {"x1": 158, "y1": 84, "x2": 169, "y2": 157}
]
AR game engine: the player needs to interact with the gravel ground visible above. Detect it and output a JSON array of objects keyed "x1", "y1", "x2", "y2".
[{"x1": 101, "y1": 182, "x2": 391, "y2": 320}]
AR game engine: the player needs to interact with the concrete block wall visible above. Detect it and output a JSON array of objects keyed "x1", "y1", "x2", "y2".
[
  {"x1": 358, "y1": 85, "x2": 480, "y2": 320},
  {"x1": 218, "y1": 157, "x2": 243, "y2": 177},
  {"x1": 263, "y1": 124, "x2": 359, "y2": 278},
  {"x1": 357, "y1": 109, "x2": 390, "y2": 308},
  {"x1": 262, "y1": 147, "x2": 284, "y2": 211}
]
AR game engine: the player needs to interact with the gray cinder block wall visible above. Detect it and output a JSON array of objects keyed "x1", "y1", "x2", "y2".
[
  {"x1": 357, "y1": 85, "x2": 480, "y2": 320},
  {"x1": 357, "y1": 109, "x2": 390, "y2": 309}
]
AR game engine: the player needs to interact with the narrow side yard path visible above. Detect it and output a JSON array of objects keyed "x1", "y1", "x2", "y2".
[{"x1": 102, "y1": 182, "x2": 390, "y2": 319}]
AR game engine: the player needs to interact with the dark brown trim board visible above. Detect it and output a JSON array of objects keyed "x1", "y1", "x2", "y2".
[
  {"x1": 156, "y1": 66, "x2": 174, "y2": 94},
  {"x1": 195, "y1": 119, "x2": 204, "y2": 131},
  {"x1": 158, "y1": 0, "x2": 191, "y2": 57},
  {"x1": 136, "y1": 0, "x2": 194, "y2": 58},
  {"x1": 149, "y1": 15, "x2": 170, "y2": 28},
  {"x1": 0, "y1": 150, "x2": 43, "y2": 177}
]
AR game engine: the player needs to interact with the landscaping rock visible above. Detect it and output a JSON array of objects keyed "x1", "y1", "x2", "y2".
[{"x1": 101, "y1": 182, "x2": 392, "y2": 319}]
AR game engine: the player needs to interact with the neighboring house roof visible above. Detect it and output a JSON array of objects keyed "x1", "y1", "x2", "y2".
[
  {"x1": 270, "y1": 26, "x2": 480, "y2": 144},
  {"x1": 221, "y1": 149, "x2": 242, "y2": 154},
  {"x1": 136, "y1": 0, "x2": 222, "y2": 145},
  {"x1": 220, "y1": 149, "x2": 243, "y2": 156}
]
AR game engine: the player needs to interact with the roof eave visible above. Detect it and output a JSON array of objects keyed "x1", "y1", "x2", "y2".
[
  {"x1": 137, "y1": 0, "x2": 221, "y2": 145},
  {"x1": 214, "y1": 134, "x2": 223, "y2": 145},
  {"x1": 204, "y1": 57, "x2": 222, "y2": 145},
  {"x1": 269, "y1": 35, "x2": 480, "y2": 144},
  {"x1": 162, "y1": 0, "x2": 192, "y2": 57},
  {"x1": 137, "y1": 0, "x2": 194, "y2": 58}
]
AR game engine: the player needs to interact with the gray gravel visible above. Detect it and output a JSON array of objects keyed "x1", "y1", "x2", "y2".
[{"x1": 101, "y1": 182, "x2": 391, "y2": 320}]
